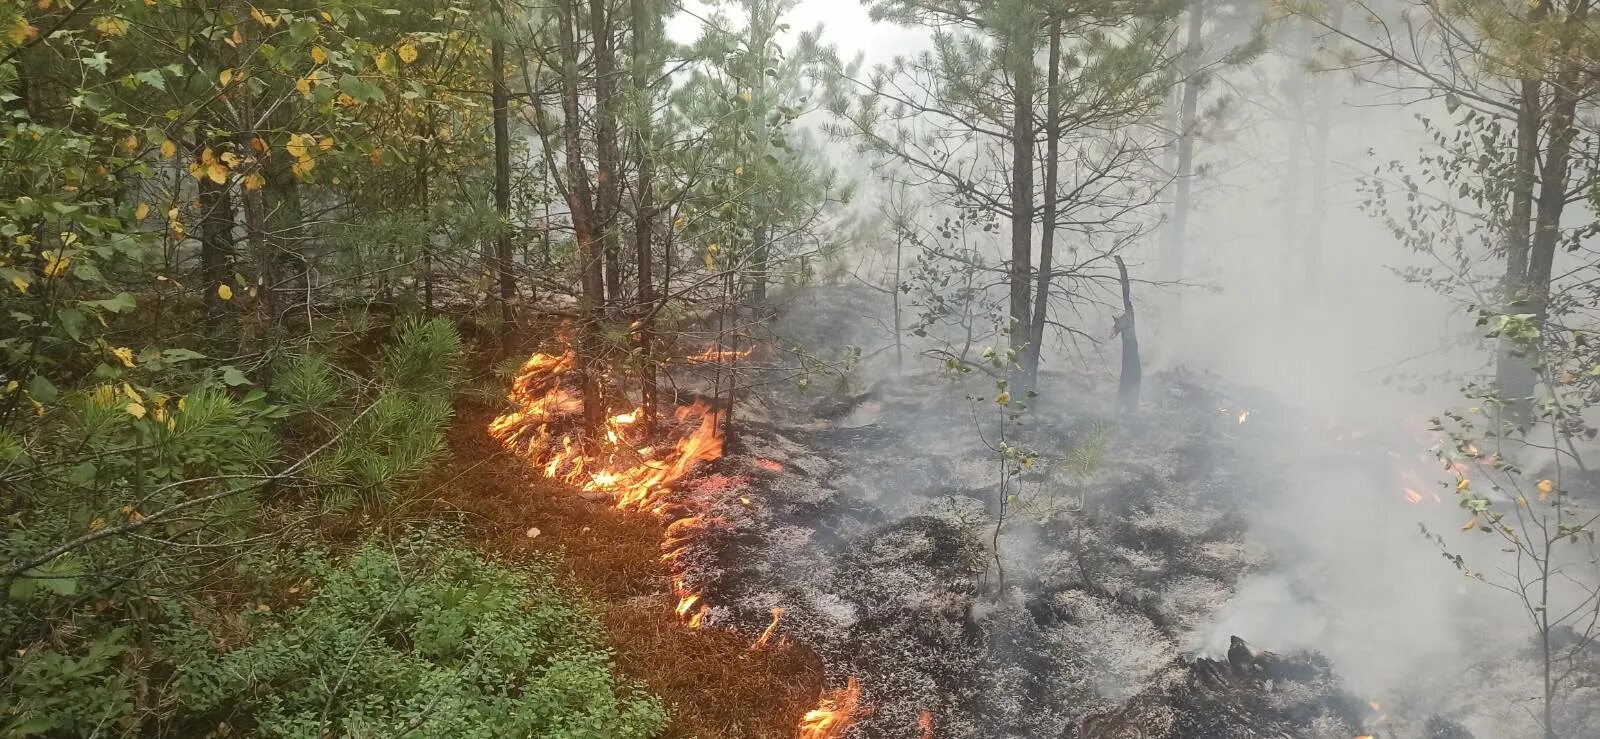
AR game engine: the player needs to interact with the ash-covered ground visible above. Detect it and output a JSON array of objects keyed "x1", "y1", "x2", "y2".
[{"x1": 661, "y1": 286, "x2": 1594, "y2": 738}]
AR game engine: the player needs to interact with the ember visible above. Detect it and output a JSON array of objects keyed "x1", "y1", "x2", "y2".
[
  {"x1": 799, "y1": 676, "x2": 863, "y2": 739},
  {"x1": 751, "y1": 607, "x2": 785, "y2": 649},
  {"x1": 754, "y1": 457, "x2": 785, "y2": 472},
  {"x1": 684, "y1": 347, "x2": 754, "y2": 362},
  {"x1": 918, "y1": 709, "x2": 934, "y2": 739}
]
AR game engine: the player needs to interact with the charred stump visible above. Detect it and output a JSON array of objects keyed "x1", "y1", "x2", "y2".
[{"x1": 1113, "y1": 256, "x2": 1141, "y2": 413}]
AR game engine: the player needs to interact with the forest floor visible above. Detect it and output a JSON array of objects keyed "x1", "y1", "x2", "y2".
[{"x1": 421, "y1": 400, "x2": 823, "y2": 739}]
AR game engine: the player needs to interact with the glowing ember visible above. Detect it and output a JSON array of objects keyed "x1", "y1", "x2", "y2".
[
  {"x1": 799, "y1": 676, "x2": 863, "y2": 739},
  {"x1": 754, "y1": 458, "x2": 785, "y2": 472},
  {"x1": 751, "y1": 607, "x2": 785, "y2": 650},
  {"x1": 1403, "y1": 487, "x2": 1424, "y2": 504},
  {"x1": 1237, "y1": 410, "x2": 1250, "y2": 424},
  {"x1": 917, "y1": 709, "x2": 934, "y2": 739}
]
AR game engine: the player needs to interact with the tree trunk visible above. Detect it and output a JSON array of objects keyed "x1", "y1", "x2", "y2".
[
  {"x1": 197, "y1": 152, "x2": 235, "y2": 329},
  {"x1": 593, "y1": 0, "x2": 623, "y2": 308},
  {"x1": 1006, "y1": 18, "x2": 1035, "y2": 368},
  {"x1": 419, "y1": 115, "x2": 434, "y2": 314},
  {"x1": 491, "y1": 11, "x2": 515, "y2": 331},
  {"x1": 1115, "y1": 256, "x2": 1140, "y2": 413},
  {"x1": 631, "y1": 0, "x2": 659, "y2": 434},
  {"x1": 1159, "y1": 1, "x2": 1204, "y2": 285},
  {"x1": 560, "y1": 0, "x2": 607, "y2": 439},
  {"x1": 1023, "y1": 18, "x2": 1061, "y2": 386},
  {"x1": 1496, "y1": 0, "x2": 1550, "y2": 425}
]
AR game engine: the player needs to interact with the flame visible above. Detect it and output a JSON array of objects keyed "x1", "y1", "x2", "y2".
[
  {"x1": 752, "y1": 607, "x2": 785, "y2": 649},
  {"x1": 799, "y1": 676, "x2": 863, "y2": 739},
  {"x1": 754, "y1": 458, "x2": 785, "y2": 472},
  {"x1": 490, "y1": 348, "x2": 731, "y2": 628},
  {"x1": 918, "y1": 709, "x2": 934, "y2": 739},
  {"x1": 1237, "y1": 410, "x2": 1250, "y2": 424},
  {"x1": 684, "y1": 347, "x2": 753, "y2": 362},
  {"x1": 1403, "y1": 487, "x2": 1424, "y2": 504}
]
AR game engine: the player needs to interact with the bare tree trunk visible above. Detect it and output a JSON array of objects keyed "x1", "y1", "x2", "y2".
[
  {"x1": 492, "y1": 9, "x2": 515, "y2": 332},
  {"x1": 1024, "y1": 18, "x2": 1061, "y2": 386},
  {"x1": 419, "y1": 115, "x2": 434, "y2": 314},
  {"x1": 593, "y1": 0, "x2": 622, "y2": 308},
  {"x1": 1006, "y1": 18, "x2": 1035, "y2": 368},
  {"x1": 560, "y1": 0, "x2": 607, "y2": 439},
  {"x1": 1115, "y1": 256, "x2": 1140, "y2": 413},
  {"x1": 1159, "y1": 1, "x2": 1204, "y2": 285},
  {"x1": 631, "y1": 0, "x2": 658, "y2": 434},
  {"x1": 197, "y1": 156, "x2": 234, "y2": 329}
]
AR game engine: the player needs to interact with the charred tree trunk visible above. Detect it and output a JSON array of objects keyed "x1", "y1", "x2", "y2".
[
  {"x1": 560, "y1": 0, "x2": 607, "y2": 439},
  {"x1": 1159, "y1": 1, "x2": 1204, "y2": 285},
  {"x1": 1114, "y1": 256, "x2": 1140, "y2": 413},
  {"x1": 593, "y1": 0, "x2": 622, "y2": 308},
  {"x1": 1023, "y1": 18, "x2": 1061, "y2": 387},
  {"x1": 1006, "y1": 21, "x2": 1035, "y2": 369},
  {"x1": 491, "y1": 10, "x2": 515, "y2": 332}
]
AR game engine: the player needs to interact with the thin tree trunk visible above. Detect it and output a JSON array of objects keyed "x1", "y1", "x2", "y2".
[
  {"x1": 1006, "y1": 18, "x2": 1035, "y2": 367},
  {"x1": 492, "y1": 9, "x2": 515, "y2": 331},
  {"x1": 893, "y1": 221, "x2": 904, "y2": 375},
  {"x1": 593, "y1": 0, "x2": 622, "y2": 308},
  {"x1": 1159, "y1": 1, "x2": 1204, "y2": 285},
  {"x1": 1115, "y1": 256, "x2": 1140, "y2": 413},
  {"x1": 1024, "y1": 18, "x2": 1061, "y2": 386},
  {"x1": 631, "y1": 0, "x2": 658, "y2": 434},
  {"x1": 560, "y1": 0, "x2": 607, "y2": 439},
  {"x1": 419, "y1": 115, "x2": 434, "y2": 314}
]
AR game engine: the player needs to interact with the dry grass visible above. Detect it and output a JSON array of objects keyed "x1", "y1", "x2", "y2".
[{"x1": 425, "y1": 404, "x2": 823, "y2": 739}]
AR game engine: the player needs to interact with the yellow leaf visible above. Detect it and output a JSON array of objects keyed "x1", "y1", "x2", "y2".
[
  {"x1": 1518, "y1": 496, "x2": 1529, "y2": 508},
  {"x1": 703, "y1": 252, "x2": 714, "y2": 270},
  {"x1": 257, "y1": 603, "x2": 272, "y2": 613},
  {"x1": 219, "y1": 68, "x2": 234, "y2": 86},
  {"x1": 317, "y1": 136, "x2": 333, "y2": 151},
  {"x1": 228, "y1": 28, "x2": 243, "y2": 47},
  {"x1": 996, "y1": 391, "x2": 1010, "y2": 405},
  {"x1": 35, "y1": 0, "x2": 51, "y2": 9},
  {"x1": 1461, "y1": 515, "x2": 1479, "y2": 532},
  {"x1": 90, "y1": 517, "x2": 106, "y2": 531},
  {"x1": 291, "y1": 158, "x2": 316, "y2": 179},
  {"x1": 92, "y1": 16, "x2": 125, "y2": 37},
  {"x1": 121, "y1": 133, "x2": 139, "y2": 154},
  {"x1": 243, "y1": 172, "x2": 265, "y2": 191},
  {"x1": 10, "y1": 274, "x2": 30, "y2": 294},
  {"x1": 42, "y1": 254, "x2": 69, "y2": 279},
  {"x1": 8, "y1": 18, "x2": 38, "y2": 45},
  {"x1": 1537, "y1": 479, "x2": 1554, "y2": 493},
  {"x1": 126, "y1": 401, "x2": 146, "y2": 419},
  {"x1": 337, "y1": 93, "x2": 356, "y2": 107},
  {"x1": 217, "y1": 284, "x2": 233, "y2": 301},
  {"x1": 319, "y1": 10, "x2": 332, "y2": 22},
  {"x1": 122, "y1": 383, "x2": 140, "y2": 403},
  {"x1": 160, "y1": 140, "x2": 177, "y2": 158},
  {"x1": 286, "y1": 135, "x2": 310, "y2": 161},
  {"x1": 135, "y1": 203, "x2": 150, "y2": 220},
  {"x1": 250, "y1": 137, "x2": 267, "y2": 154},
  {"x1": 206, "y1": 162, "x2": 228, "y2": 185},
  {"x1": 295, "y1": 77, "x2": 312, "y2": 95},
  {"x1": 249, "y1": 6, "x2": 278, "y2": 26},
  {"x1": 311, "y1": 46, "x2": 328, "y2": 65},
  {"x1": 375, "y1": 50, "x2": 395, "y2": 75},
  {"x1": 397, "y1": 42, "x2": 418, "y2": 64},
  {"x1": 735, "y1": 166, "x2": 744, "y2": 175},
  {"x1": 1456, "y1": 478, "x2": 1470, "y2": 491},
  {"x1": 111, "y1": 346, "x2": 135, "y2": 368}
]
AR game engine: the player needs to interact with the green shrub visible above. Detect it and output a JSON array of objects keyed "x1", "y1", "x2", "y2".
[{"x1": 171, "y1": 531, "x2": 669, "y2": 739}]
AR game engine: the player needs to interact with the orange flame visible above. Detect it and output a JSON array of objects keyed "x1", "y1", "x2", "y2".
[
  {"x1": 799, "y1": 677, "x2": 863, "y2": 739},
  {"x1": 684, "y1": 347, "x2": 754, "y2": 363},
  {"x1": 1237, "y1": 410, "x2": 1250, "y2": 424},
  {"x1": 918, "y1": 709, "x2": 934, "y2": 739},
  {"x1": 752, "y1": 607, "x2": 785, "y2": 650},
  {"x1": 490, "y1": 349, "x2": 732, "y2": 628}
]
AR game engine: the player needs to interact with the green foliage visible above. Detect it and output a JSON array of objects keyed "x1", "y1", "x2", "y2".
[{"x1": 171, "y1": 531, "x2": 669, "y2": 739}]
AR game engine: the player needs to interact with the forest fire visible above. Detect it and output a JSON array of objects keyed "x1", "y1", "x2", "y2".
[
  {"x1": 489, "y1": 350, "x2": 724, "y2": 511},
  {"x1": 799, "y1": 677, "x2": 864, "y2": 739}
]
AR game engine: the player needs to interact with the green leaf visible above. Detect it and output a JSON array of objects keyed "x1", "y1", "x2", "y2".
[
  {"x1": 83, "y1": 292, "x2": 137, "y2": 314},
  {"x1": 135, "y1": 69, "x2": 168, "y2": 91},
  {"x1": 221, "y1": 366, "x2": 252, "y2": 387},
  {"x1": 27, "y1": 374, "x2": 58, "y2": 404},
  {"x1": 161, "y1": 348, "x2": 206, "y2": 363},
  {"x1": 339, "y1": 74, "x2": 386, "y2": 103}
]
